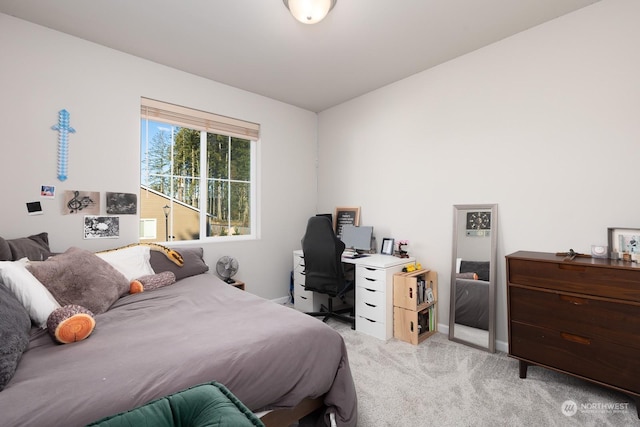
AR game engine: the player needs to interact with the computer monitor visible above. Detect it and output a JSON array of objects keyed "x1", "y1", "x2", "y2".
[
  {"x1": 315, "y1": 213, "x2": 333, "y2": 225},
  {"x1": 341, "y1": 225, "x2": 373, "y2": 251}
]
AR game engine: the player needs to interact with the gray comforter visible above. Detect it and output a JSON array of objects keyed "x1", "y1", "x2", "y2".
[
  {"x1": 454, "y1": 278, "x2": 489, "y2": 330},
  {"x1": 0, "y1": 273, "x2": 357, "y2": 426}
]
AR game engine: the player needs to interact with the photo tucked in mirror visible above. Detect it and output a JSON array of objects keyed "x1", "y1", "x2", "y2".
[{"x1": 449, "y1": 204, "x2": 497, "y2": 353}]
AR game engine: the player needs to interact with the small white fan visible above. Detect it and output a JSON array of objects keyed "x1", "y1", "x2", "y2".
[{"x1": 216, "y1": 256, "x2": 239, "y2": 283}]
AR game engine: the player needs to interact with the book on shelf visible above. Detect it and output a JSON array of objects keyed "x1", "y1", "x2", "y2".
[{"x1": 425, "y1": 287, "x2": 434, "y2": 304}]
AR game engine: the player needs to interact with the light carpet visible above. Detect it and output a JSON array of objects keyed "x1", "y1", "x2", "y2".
[{"x1": 327, "y1": 320, "x2": 638, "y2": 426}]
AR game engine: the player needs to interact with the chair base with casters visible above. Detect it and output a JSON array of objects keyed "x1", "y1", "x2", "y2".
[{"x1": 306, "y1": 296, "x2": 355, "y2": 329}]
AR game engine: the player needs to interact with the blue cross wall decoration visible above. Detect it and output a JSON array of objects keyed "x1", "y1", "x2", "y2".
[{"x1": 51, "y1": 109, "x2": 75, "y2": 181}]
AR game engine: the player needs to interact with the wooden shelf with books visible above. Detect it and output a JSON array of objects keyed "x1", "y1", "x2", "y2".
[{"x1": 393, "y1": 269, "x2": 438, "y2": 345}]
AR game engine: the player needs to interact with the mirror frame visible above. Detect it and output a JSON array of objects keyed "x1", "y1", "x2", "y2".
[{"x1": 448, "y1": 203, "x2": 498, "y2": 353}]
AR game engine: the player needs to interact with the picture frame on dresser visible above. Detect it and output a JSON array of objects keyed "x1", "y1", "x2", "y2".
[
  {"x1": 607, "y1": 227, "x2": 640, "y2": 257},
  {"x1": 381, "y1": 238, "x2": 394, "y2": 255}
]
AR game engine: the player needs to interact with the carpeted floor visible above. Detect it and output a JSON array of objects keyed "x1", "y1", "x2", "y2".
[{"x1": 327, "y1": 320, "x2": 638, "y2": 426}]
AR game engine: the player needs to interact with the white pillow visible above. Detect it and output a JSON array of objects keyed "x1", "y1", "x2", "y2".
[
  {"x1": 96, "y1": 245, "x2": 155, "y2": 282},
  {"x1": 0, "y1": 259, "x2": 61, "y2": 328}
]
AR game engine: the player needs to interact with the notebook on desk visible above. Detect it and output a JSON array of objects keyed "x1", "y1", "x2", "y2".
[{"x1": 343, "y1": 250, "x2": 369, "y2": 259}]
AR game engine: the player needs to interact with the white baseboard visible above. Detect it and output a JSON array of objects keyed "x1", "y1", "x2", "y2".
[{"x1": 271, "y1": 296, "x2": 290, "y2": 305}]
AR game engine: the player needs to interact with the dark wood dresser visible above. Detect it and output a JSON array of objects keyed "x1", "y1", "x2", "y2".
[{"x1": 506, "y1": 251, "x2": 640, "y2": 417}]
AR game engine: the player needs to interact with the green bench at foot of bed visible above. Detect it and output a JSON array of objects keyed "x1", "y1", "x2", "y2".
[{"x1": 88, "y1": 382, "x2": 265, "y2": 427}]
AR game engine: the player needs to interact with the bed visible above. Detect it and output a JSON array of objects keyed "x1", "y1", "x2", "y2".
[
  {"x1": 0, "y1": 233, "x2": 357, "y2": 427},
  {"x1": 454, "y1": 259, "x2": 490, "y2": 331}
]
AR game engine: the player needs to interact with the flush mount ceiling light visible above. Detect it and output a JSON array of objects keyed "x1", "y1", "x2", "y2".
[{"x1": 283, "y1": 0, "x2": 337, "y2": 24}]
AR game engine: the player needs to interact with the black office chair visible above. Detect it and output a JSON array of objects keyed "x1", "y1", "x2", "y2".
[{"x1": 301, "y1": 216, "x2": 355, "y2": 329}]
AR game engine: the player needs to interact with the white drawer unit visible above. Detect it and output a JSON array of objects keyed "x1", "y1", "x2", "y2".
[
  {"x1": 292, "y1": 250, "x2": 327, "y2": 312},
  {"x1": 353, "y1": 258, "x2": 411, "y2": 341},
  {"x1": 293, "y1": 250, "x2": 413, "y2": 340}
]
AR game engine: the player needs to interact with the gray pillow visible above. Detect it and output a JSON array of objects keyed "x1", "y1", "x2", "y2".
[
  {"x1": 149, "y1": 247, "x2": 209, "y2": 281},
  {"x1": 459, "y1": 260, "x2": 490, "y2": 282},
  {"x1": 27, "y1": 247, "x2": 129, "y2": 315},
  {"x1": 0, "y1": 281, "x2": 31, "y2": 391},
  {"x1": 0, "y1": 233, "x2": 51, "y2": 261},
  {"x1": 0, "y1": 238, "x2": 10, "y2": 261}
]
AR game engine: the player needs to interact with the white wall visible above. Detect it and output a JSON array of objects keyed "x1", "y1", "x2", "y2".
[
  {"x1": 0, "y1": 14, "x2": 318, "y2": 300},
  {"x1": 317, "y1": 0, "x2": 640, "y2": 347}
]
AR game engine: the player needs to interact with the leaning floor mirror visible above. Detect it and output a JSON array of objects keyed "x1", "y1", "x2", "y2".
[{"x1": 449, "y1": 204, "x2": 497, "y2": 353}]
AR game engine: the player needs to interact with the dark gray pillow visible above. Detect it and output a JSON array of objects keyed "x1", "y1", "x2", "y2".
[
  {"x1": 0, "y1": 233, "x2": 51, "y2": 261},
  {"x1": 0, "y1": 281, "x2": 31, "y2": 391},
  {"x1": 0, "y1": 238, "x2": 11, "y2": 261},
  {"x1": 149, "y1": 247, "x2": 209, "y2": 281},
  {"x1": 27, "y1": 247, "x2": 129, "y2": 315},
  {"x1": 459, "y1": 260, "x2": 490, "y2": 282}
]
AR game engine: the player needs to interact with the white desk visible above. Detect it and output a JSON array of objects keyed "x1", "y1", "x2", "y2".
[{"x1": 293, "y1": 250, "x2": 415, "y2": 340}]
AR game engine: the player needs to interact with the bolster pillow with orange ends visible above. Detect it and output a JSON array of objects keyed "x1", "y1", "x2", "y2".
[
  {"x1": 130, "y1": 271, "x2": 177, "y2": 294},
  {"x1": 46, "y1": 305, "x2": 96, "y2": 344}
]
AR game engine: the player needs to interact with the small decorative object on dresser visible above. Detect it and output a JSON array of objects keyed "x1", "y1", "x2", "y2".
[
  {"x1": 395, "y1": 240, "x2": 409, "y2": 258},
  {"x1": 506, "y1": 251, "x2": 640, "y2": 418}
]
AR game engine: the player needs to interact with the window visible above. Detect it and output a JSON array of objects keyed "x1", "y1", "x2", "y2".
[
  {"x1": 140, "y1": 98, "x2": 260, "y2": 242},
  {"x1": 139, "y1": 218, "x2": 157, "y2": 240}
]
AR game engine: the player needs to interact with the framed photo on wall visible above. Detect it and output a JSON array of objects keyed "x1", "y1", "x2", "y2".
[
  {"x1": 84, "y1": 216, "x2": 120, "y2": 239},
  {"x1": 334, "y1": 207, "x2": 360, "y2": 239}
]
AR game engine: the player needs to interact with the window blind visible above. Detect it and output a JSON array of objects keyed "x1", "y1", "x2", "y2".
[{"x1": 140, "y1": 97, "x2": 260, "y2": 141}]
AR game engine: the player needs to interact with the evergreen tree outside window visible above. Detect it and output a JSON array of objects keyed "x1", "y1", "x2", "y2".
[{"x1": 140, "y1": 98, "x2": 259, "y2": 242}]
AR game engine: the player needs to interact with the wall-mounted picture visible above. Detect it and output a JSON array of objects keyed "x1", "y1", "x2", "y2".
[
  {"x1": 63, "y1": 190, "x2": 99, "y2": 215},
  {"x1": 40, "y1": 185, "x2": 56, "y2": 198},
  {"x1": 334, "y1": 206, "x2": 360, "y2": 239},
  {"x1": 608, "y1": 227, "x2": 640, "y2": 255},
  {"x1": 381, "y1": 238, "x2": 394, "y2": 255},
  {"x1": 26, "y1": 201, "x2": 43, "y2": 215},
  {"x1": 106, "y1": 192, "x2": 137, "y2": 214},
  {"x1": 84, "y1": 215, "x2": 120, "y2": 239}
]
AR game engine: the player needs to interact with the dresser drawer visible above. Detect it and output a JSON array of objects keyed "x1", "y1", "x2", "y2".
[
  {"x1": 510, "y1": 322, "x2": 640, "y2": 394},
  {"x1": 357, "y1": 265, "x2": 387, "y2": 282},
  {"x1": 356, "y1": 286, "x2": 386, "y2": 321},
  {"x1": 356, "y1": 315, "x2": 387, "y2": 340},
  {"x1": 509, "y1": 286, "x2": 640, "y2": 350},
  {"x1": 507, "y1": 258, "x2": 640, "y2": 302},
  {"x1": 356, "y1": 267, "x2": 387, "y2": 292},
  {"x1": 294, "y1": 291, "x2": 314, "y2": 312}
]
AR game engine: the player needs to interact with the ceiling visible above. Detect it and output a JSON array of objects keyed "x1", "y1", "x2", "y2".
[{"x1": 0, "y1": 0, "x2": 600, "y2": 112}]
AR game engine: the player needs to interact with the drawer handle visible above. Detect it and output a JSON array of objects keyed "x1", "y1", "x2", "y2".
[
  {"x1": 363, "y1": 317, "x2": 375, "y2": 323},
  {"x1": 561, "y1": 332, "x2": 591, "y2": 345},
  {"x1": 409, "y1": 287, "x2": 413, "y2": 299},
  {"x1": 365, "y1": 267, "x2": 376, "y2": 271},
  {"x1": 364, "y1": 277, "x2": 376, "y2": 282},
  {"x1": 559, "y1": 295, "x2": 588, "y2": 305},
  {"x1": 364, "y1": 288, "x2": 376, "y2": 292},
  {"x1": 300, "y1": 296, "x2": 307, "y2": 300},
  {"x1": 558, "y1": 264, "x2": 585, "y2": 272},
  {"x1": 410, "y1": 321, "x2": 414, "y2": 332},
  {"x1": 365, "y1": 302, "x2": 377, "y2": 308}
]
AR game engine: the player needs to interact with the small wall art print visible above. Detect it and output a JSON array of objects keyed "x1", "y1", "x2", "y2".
[
  {"x1": 63, "y1": 190, "x2": 99, "y2": 215},
  {"x1": 40, "y1": 185, "x2": 56, "y2": 199},
  {"x1": 84, "y1": 216, "x2": 119, "y2": 239},
  {"x1": 106, "y1": 192, "x2": 137, "y2": 215}
]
